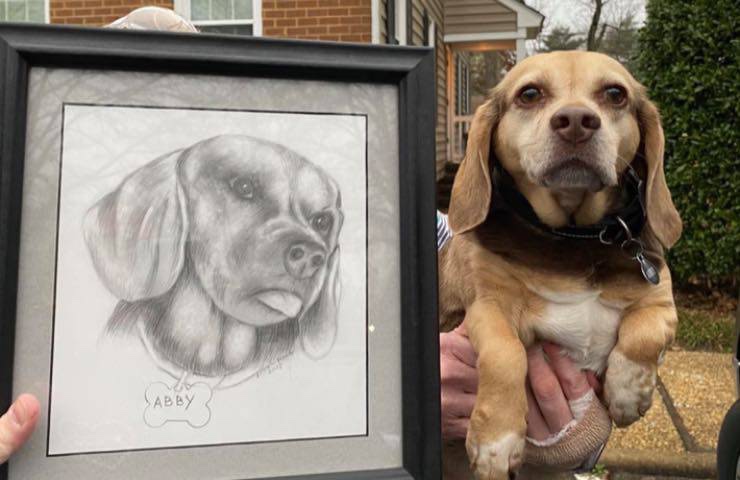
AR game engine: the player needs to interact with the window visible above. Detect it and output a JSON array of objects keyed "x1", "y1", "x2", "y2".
[
  {"x1": 385, "y1": 0, "x2": 406, "y2": 45},
  {"x1": 0, "y1": 0, "x2": 47, "y2": 23},
  {"x1": 455, "y1": 55, "x2": 470, "y2": 116},
  {"x1": 175, "y1": 0, "x2": 261, "y2": 35}
]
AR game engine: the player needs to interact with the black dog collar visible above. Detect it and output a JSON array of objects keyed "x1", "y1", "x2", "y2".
[{"x1": 490, "y1": 161, "x2": 660, "y2": 284}]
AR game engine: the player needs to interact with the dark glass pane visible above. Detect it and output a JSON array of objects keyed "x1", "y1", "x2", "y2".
[{"x1": 199, "y1": 24, "x2": 253, "y2": 35}]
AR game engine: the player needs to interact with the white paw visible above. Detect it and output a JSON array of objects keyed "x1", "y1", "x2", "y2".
[
  {"x1": 466, "y1": 431, "x2": 524, "y2": 480},
  {"x1": 604, "y1": 350, "x2": 656, "y2": 427}
]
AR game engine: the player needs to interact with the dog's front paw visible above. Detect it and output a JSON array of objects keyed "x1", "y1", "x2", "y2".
[
  {"x1": 466, "y1": 422, "x2": 525, "y2": 480},
  {"x1": 604, "y1": 349, "x2": 656, "y2": 427}
]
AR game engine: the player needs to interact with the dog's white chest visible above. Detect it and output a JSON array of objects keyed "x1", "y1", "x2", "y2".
[{"x1": 529, "y1": 287, "x2": 625, "y2": 373}]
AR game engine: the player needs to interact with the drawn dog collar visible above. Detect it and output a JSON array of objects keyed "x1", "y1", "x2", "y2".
[{"x1": 137, "y1": 321, "x2": 272, "y2": 390}]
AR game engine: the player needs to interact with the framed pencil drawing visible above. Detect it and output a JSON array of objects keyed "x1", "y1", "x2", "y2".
[
  {"x1": 55, "y1": 107, "x2": 365, "y2": 450},
  {"x1": 0, "y1": 24, "x2": 439, "y2": 480}
]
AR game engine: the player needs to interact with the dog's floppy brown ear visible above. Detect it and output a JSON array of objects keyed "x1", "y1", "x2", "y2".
[
  {"x1": 300, "y1": 247, "x2": 340, "y2": 359},
  {"x1": 447, "y1": 94, "x2": 501, "y2": 233},
  {"x1": 84, "y1": 150, "x2": 188, "y2": 301},
  {"x1": 637, "y1": 95, "x2": 682, "y2": 248}
]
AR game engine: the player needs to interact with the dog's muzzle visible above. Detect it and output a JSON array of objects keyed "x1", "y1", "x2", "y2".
[{"x1": 541, "y1": 157, "x2": 611, "y2": 192}]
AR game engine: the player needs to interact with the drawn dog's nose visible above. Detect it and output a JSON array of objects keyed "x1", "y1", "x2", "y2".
[
  {"x1": 550, "y1": 106, "x2": 601, "y2": 144},
  {"x1": 285, "y1": 242, "x2": 326, "y2": 279}
]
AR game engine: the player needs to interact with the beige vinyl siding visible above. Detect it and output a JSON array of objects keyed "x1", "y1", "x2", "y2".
[
  {"x1": 408, "y1": 0, "x2": 432, "y2": 46},
  {"x1": 380, "y1": 0, "x2": 387, "y2": 42},
  {"x1": 430, "y1": 0, "x2": 448, "y2": 176},
  {"x1": 409, "y1": 1, "x2": 423, "y2": 46},
  {"x1": 415, "y1": 0, "x2": 448, "y2": 175},
  {"x1": 444, "y1": 0, "x2": 516, "y2": 36},
  {"x1": 436, "y1": 48, "x2": 449, "y2": 177},
  {"x1": 380, "y1": 0, "x2": 447, "y2": 175}
]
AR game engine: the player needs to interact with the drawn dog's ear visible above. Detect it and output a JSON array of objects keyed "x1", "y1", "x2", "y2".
[
  {"x1": 637, "y1": 93, "x2": 682, "y2": 248},
  {"x1": 83, "y1": 150, "x2": 188, "y2": 301},
  {"x1": 447, "y1": 89, "x2": 503, "y2": 234},
  {"x1": 300, "y1": 247, "x2": 340, "y2": 359}
]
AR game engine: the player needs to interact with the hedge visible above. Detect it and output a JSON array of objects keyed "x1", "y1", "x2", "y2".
[{"x1": 634, "y1": 0, "x2": 739, "y2": 287}]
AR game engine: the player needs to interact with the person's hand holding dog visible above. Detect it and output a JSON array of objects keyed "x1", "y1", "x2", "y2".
[
  {"x1": 441, "y1": 324, "x2": 610, "y2": 472},
  {"x1": 525, "y1": 342, "x2": 602, "y2": 442}
]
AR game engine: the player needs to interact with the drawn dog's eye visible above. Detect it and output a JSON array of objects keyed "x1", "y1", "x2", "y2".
[
  {"x1": 229, "y1": 176, "x2": 256, "y2": 200},
  {"x1": 312, "y1": 212, "x2": 333, "y2": 233}
]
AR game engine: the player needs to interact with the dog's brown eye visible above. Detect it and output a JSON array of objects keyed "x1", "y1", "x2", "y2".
[
  {"x1": 604, "y1": 86, "x2": 627, "y2": 106},
  {"x1": 230, "y1": 176, "x2": 255, "y2": 200},
  {"x1": 517, "y1": 86, "x2": 543, "y2": 105},
  {"x1": 312, "y1": 213, "x2": 333, "y2": 233}
]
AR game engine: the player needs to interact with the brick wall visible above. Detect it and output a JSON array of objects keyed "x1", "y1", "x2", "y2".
[
  {"x1": 50, "y1": 0, "x2": 173, "y2": 26},
  {"x1": 49, "y1": 0, "x2": 371, "y2": 41},
  {"x1": 263, "y1": 0, "x2": 371, "y2": 43}
]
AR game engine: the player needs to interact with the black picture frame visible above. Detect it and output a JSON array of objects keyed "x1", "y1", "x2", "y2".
[{"x1": 0, "y1": 24, "x2": 440, "y2": 480}]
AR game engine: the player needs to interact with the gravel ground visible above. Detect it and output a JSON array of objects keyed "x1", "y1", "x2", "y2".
[
  {"x1": 609, "y1": 475, "x2": 712, "y2": 480},
  {"x1": 605, "y1": 389, "x2": 684, "y2": 452},
  {"x1": 602, "y1": 351, "x2": 735, "y2": 453},
  {"x1": 658, "y1": 351, "x2": 735, "y2": 450},
  {"x1": 551, "y1": 472, "x2": 712, "y2": 479}
]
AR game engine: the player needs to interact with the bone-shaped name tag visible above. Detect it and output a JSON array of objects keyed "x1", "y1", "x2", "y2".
[{"x1": 144, "y1": 382, "x2": 212, "y2": 428}]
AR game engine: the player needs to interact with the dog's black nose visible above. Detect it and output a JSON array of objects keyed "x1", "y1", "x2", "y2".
[
  {"x1": 285, "y1": 242, "x2": 326, "y2": 279},
  {"x1": 550, "y1": 106, "x2": 601, "y2": 144}
]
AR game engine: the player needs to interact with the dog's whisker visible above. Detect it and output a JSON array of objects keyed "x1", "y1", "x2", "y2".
[{"x1": 614, "y1": 154, "x2": 632, "y2": 170}]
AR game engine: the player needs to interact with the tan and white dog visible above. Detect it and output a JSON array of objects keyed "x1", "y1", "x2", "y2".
[{"x1": 438, "y1": 51, "x2": 682, "y2": 479}]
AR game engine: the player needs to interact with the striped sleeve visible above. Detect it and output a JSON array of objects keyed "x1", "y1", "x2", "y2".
[{"x1": 436, "y1": 211, "x2": 453, "y2": 250}]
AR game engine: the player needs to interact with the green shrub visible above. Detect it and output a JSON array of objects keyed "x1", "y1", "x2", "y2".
[
  {"x1": 634, "y1": 0, "x2": 739, "y2": 286},
  {"x1": 675, "y1": 307, "x2": 734, "y2": 352}
]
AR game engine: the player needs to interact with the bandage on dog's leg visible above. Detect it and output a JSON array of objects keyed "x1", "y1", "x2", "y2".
[{"x1": 523, "y1": 392, "x2": 611, "y2": 471}]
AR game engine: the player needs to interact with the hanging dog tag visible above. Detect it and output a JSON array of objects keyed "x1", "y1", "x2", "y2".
[{"x1": 636, "y1": 252, "x2": 660, "y2": 285}]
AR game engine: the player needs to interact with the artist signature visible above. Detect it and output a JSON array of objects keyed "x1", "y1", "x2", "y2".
[{"x1": 254, "y1": 354, "x2": 291, "y2": 379}]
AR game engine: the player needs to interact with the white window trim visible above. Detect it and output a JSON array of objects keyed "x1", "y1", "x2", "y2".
[
  {"x1": 455, "y1": 54, "x2": 470, "y2": 115},
  {"x1": 426, "y1": 19, "x2": 435, "y2": 48},
  {"x1": 191, "y1": 19, "x2": 252, "y2": 26},
  {"x1": 370, "y1": 0, "x2": 379, "y2": 44},
  {"x1": 497, "y1": 0, "x2": 543, "y2": 30},
  {"x1": 444, "y1": 30, "x2": 524, "y2": 43},
  {"x1": 394, "y1": 0, "x2": 406, "y2": 46},
  {"x1": 174, "y1": 0, "x2": 262, "y2": 36},
  {"x1": 253, "y1": 0, "x2": 261, "y2": 36}
]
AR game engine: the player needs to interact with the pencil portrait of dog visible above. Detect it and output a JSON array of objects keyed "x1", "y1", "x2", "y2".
[
  {"x1": 439, "y1": 51, "x2": 682, "y2": 479},
  {"x1": 83, "y1": 135, "x2": 344, "y2": 380}
]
